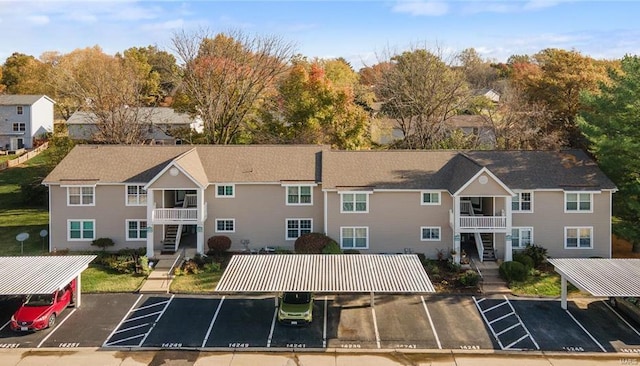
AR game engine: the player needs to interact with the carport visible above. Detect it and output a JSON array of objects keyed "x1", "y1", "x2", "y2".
[
  {"x1": 0, "y1": 256, "x2": 96, "y2": 306},
  {"x1": 215, "y1": 254, "x2": 435, "y2": 305},
  {"x1": 548, "y1": 258, "x2": 640, "y2": 309}
]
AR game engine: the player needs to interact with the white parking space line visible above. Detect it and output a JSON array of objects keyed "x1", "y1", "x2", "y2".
[
  {"x1": 113, "y1": 322, "x2": 150, "y2": 335},
  {"x1": 485, "y1": 301, "x2": 508, "y2": 313},
  {"x1": 371, "y1": 307, "x2": 381, "y2": 349},
  {"x1": 105, "y1": 333, "x2": 145, "y2": 346},
  {"x1": 473, "y1": 296, "x2": 505, "y2": 350},
  {"x1": 266, "y1": 297, "x2": 278, "y2": 347},
  {"x1": 420, "y1": 296, "x2": 441, "y2": 350},
  {"x1": 0, "y1": 320, "x2": 9, "y2": 332},
  {"x1": 323, "y1": 296, "x2": 328, "y2": 348},
  {"x1": 603, "y1": 300, "x2": 640, "y2": 338},
  {"x1": 489, "y1": 311, "x2": 515, "y2": 325},
  {"x1": 102, "y1": 294, "x2": 143, "y2": 347},
  {"x1": 503, "y1": 296, "x2": 539, "y2": 350},
  {"x1": 565, "y1": 309, "x2": 607, "y2": 352},
  {"x1": 123, "y1": 311, "x2": 164, "y2": 323},
  {"x1": 201, "y1": 296, "x2": 225, "y2": 348},
  {"x1": 134, "y1": 299, "x2": 170, "y2": 312},
  {"x1": 37, "y1": 308, "x2": 77, "y2": 348},
  {"x1": 138, "y1": 295, "x2": 174, "y2": 347},
  {"x1": 505, "y1": 334, "x2": 530, "y2": 349}
]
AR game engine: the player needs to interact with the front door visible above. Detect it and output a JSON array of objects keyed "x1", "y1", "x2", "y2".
[{"x1": 10, "y1": 138, "x2": 24, "y2": 150}]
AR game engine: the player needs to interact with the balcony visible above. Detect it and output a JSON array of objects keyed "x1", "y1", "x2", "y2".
[
  {"x1": 152, "y1": 202, "x2": 207, "y2": 223},
  {"x1": 459, "y1": 216, "x2": 507, "y2": 230}
]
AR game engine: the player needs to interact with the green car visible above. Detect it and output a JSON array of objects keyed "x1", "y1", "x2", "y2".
[{"x1": 278, "y1": 292, "x2": 313, "y2": 325}]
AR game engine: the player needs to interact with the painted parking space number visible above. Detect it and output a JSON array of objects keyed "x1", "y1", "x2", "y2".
[
  {"x1": 395, "y1": 344, "x2": 417, "y2": 349},
  {"x1": 287, "y1": 343, "x2": 306, "y2": 348},
  {"x1": 162, "y1": 343, "x2": 182, "y2": 348},
  {"x1": 460, "y1": 345, "x2": 480, "y2": 350},
  {"x1": 340, "y1": 344, "x2": 361, "y2": 349},
  {"x1": 228, "y1": 343, "x2": 249, "y2": 348},
  {"x1": 59, "y1": 343, "x2": 79, "y2": 348},
  {"x1": 0, "y1": 343, "x2": 19, "y2": 348},
  {"x1": 562, "y1": 346, "x2": 584, "y2": 352}
]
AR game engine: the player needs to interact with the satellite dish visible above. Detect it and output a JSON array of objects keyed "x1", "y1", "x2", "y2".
[
  {"x1": 16, "y1": 233, "x2": 29, "y2": 242},
  {"x1": 40, "y1": 230, "x2": 48, "y2": 238}
]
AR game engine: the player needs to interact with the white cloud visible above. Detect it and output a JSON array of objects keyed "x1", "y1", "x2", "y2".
[
  {"x1": 392, "y1": 1, "x2": 449, "y2": 16},
  {"x1": 27, "y1": 15, "x2": 50, "y2": 25},
  {"x1": 140, "y1": 19, "x2": 185, "y2": 32}
]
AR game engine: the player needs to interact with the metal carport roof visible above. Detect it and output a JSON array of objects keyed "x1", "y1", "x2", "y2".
[
  {"x1": 0, "y1": 256, "x2": 95, "y2": 295},
  {"x1": 215, "y1": 254, "x2": 435, "y2": 293},
  {"x1": 548, "y1": 258, "x2": 640, "y2": 309}
]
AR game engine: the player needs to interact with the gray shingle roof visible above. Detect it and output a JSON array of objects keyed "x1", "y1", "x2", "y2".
[
  {"x1": 0, "y1": 94, "x2": 54, "y2": 105},
  {"x1": 66, "y1": 107, "x2": 194, "y2": 125}
]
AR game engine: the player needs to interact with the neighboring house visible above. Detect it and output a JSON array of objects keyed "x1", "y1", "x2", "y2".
[
  {"x1": 474, "y1": 88, "x2": 500, "y2": 103},
  {"x1": 43, "y1": 145, "x2": 616, "y2": 263},
  {"x1": 0, "y1": 95, "x2": 55, "y2": 150},
  {"x1": 66, "y1": 107, "x2": 201, "y2": 144}
]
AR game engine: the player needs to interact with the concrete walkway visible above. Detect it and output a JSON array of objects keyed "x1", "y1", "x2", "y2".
[
  {"x1": 473, "y1": 260, "x2": 511, "y2": 295},
  {"x1": 0, "y1": 348, "x2": 637, "y2": 366},
  {"x1": 138, "y1": 255, "x2": 179, "y2": 294}
]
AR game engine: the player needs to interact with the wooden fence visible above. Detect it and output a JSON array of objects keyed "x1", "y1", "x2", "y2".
[{"x1": 0, "y1": 142, "x2": 49, "y2": 171}]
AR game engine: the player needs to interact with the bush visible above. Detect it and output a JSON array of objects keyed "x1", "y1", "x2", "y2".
[
  {"x1": 21, "y1": 177, "x2": 48, "y2": 206},
  {"x1": 203, "y1": 262, "x2": 221, "y2": 273},
  {"x1": 459, "y1": 270, "x2": 480, "y2": 287},
  {"x1": 207, "y1": 236, "x2": 231, "y2": 253},
  {"x1": 91, "y1": 238, "x2": 115, "y2": 251},
  {"x1": 295, "y1": 233, "x2": 336, "y2": 254},
  {"x1": 523, "y1": 244, "x2": 548, "y2": 268},
  {"x1": 322, "y1": 241, "x2": 343, "y2": 254},
  {"x1": 138, "y1": 256, "x2": 151, "y2": 275},
  {"x1": 446, "y1": 260, "x2": 461, "y2": 273},
  {"x1": 499, "y1": 261, "x2": 529, "y2": 282},
  {"x1": 513, "y1": 253, "x2": 535, "y2": 270},
  {"x1": 275, "y1": 247, "x2": 294, "y2": 254}
]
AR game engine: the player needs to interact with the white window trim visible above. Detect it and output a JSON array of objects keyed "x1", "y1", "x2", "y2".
[
  {"x1": 420, "y1": 226, "x2": 441, "y2": 241},
  {"x1": 67, "y1": 219, "x2": 95, "y2": 241},
  {"x1": 285, "y1": 218, "x2": 313, "y2": 240},
  {"x1": 564, "y1": 226, "x2": 593, "y2": 249},
  {"x1": 125, "y1": 219, "x2": 147, "y2": 241},
  {"x1": 16, "y1": 106, "x2": 23, "y2": 115},
  {"x1": 284, "y1": 185, "x2": 314, "y2": 206},
  {"x1": 215, "y1": 184, "x2": 235, "y2": 198},
  {"x1": 512, "y1": 191, "x2": 534, "y2": 213},
  {"x1": 66, "y1": 186, "x2": 96, "y2": 206},
  {"x1": 420, "y1": 191, "x2": 441, "y2": 206},
  {"x1": 340, "y1": 226, "x2": 369, "y2": 249},
  {"x1": 340, "y1": 192, "x2": 370, "y2": 213},
  {"x1": 512, "y1": 227, "x2": 534, "y2": 249},
  {"x1": 215, "y1": 218, "x2": 236, "y2": 233},
  {"x1": 564, "y1": 192, "x2": 593, "y2": 213},
  {"x1": 125, "y1": 185, "x2": 147, "y2": 206},
  {"x1": 12, "y1": 122, "x2": 26, "y2": 132}
]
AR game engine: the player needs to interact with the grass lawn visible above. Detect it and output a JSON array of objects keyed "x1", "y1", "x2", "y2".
[
  {"x1": 170, "y1": 271, "x2": 222, "y2": 294},
  {"x1": 510, "y1": 267, "x2": 581, "y2": 297},
  {"x1": 0, "y1": 150, "x2": 52, "y2": 256},
  {"x1": 81, "y1": 265, "x2": 147, "y2": 293}
]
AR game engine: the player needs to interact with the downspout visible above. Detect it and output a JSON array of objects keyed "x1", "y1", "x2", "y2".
[{"x1": 323, "y1": 190, "x2": 328, "y2": 235}]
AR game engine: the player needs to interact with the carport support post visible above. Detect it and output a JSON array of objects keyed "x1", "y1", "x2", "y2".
[
  {"x1": 370, "y1": 292, "x2": 374, "y2": 307},
  {"x1": 76, "y1": 274, "x2": 82, "y2": 308},
  {"x1": 561, "y1": 275, "x2": 567, "y2": 310}
]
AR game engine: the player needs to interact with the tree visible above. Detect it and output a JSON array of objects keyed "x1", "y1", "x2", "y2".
[
  {"x1": 578, "y1": 55, "x2": 640, "y2": 251},
  {"x1": 457, "y1": 48, "x2": 500, "y2": 90},
  {"x1": 374, "y1": 48, "x2": 468, "y2": 149},
  {"x1": 172, "y1": 29, "x2": 295, "y2": 144},
  {"x1": 122, "y1": 46, "x2": 180, "y2": 105},
  {"x1": 1, "y1": 52, "x2": 50, "y2": 94},
  {"x1": 50, "y1": 46, "x2": 157, "y2": 143}
]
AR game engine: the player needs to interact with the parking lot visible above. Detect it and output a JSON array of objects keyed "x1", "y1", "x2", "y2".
[{"x1": 1, "y1": 293, "x2": 640, "y2": 353}]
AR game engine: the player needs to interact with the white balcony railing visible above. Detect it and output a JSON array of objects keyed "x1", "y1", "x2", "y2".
[
  {"x1": 153, "y1": 208, "x2": 198, "y2": 221},
  {"x1": 459, "y1": 216, "x2": 507, "y2": 229}
]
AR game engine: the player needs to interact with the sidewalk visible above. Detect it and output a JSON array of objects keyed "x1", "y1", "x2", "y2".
[
  {"x1": 138, "y1": 255, "x2": 178, "y2": 294},
  {"x1": 0, "y1": 348, "x2": 637, "y2": 366},
  {"x1": 473, "y1": 260, "x2": 511, "y2": 295}
]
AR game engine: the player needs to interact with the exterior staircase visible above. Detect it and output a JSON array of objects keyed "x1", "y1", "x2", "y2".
[
  {"x1": 162, "y1": 225, "x2": 179, "y2": 254},
  {"x1": 481, "y1": 233, "x2": 496, "y2": 261}
]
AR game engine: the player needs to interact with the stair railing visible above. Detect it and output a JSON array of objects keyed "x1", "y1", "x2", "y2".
[{"x1": 462, "y1": 200, "x2": 484, "y2": 262}]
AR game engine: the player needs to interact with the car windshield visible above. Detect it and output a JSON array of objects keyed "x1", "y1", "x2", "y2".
[
  {"x1": 24, "y1": 294, "x2": 54, "y2": 307},
  {"x1": 283, "y1": 292, "x2": 311, "y2": 304}
]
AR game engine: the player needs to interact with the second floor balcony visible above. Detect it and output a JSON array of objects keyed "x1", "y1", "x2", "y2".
[{"x1": 151, "y1": 201, "x2": 207, "y2": 223}]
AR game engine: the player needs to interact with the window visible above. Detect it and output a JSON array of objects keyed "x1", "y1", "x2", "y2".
[
  {"x1": 511, "y1": 227, "x2": 533, "y2": 249},
  {"x1": 16, "y1": 106, "x2": 23, "y2": 115},
  {"x1": 421, "y1": 191, "x2": 441, "y2": 205},
  {"x1": 68, "y1": 220, "x2": 95, "y2": 241},
  {"x1": 565, "y1": 192, "x2": 592, "y2": 212},
  {"x1": 565, "y1": 227, "x2": 593, "y2": 249},
  {"x1": 126, "y1": 220, "x2": 147, "y2": 240},
  {"x1": 286, "y1": 186, "x2": 312, "y2": 205},
  {"x1": 216, "y1": 184, "x2": 235, "y2": 198},
  {"x1": 67, "y1": 186, "x2": 94, "y2": 206},
  {"x1": 126, "y1": 185, "x2": 147, "y2": 205},
  {"x1": 341, "y1": 227, "x2": 369, "y2": 249},
  {"x1": 421, "y1": 227, "x2": 441, "y2": 241},
  {"x1": 12, "y1": 123, "x2": 25, "y2": 132},
  {"x1": 512, "y1": 192, "x2": 533, "y2": 212},
  {"x1": 215, "y1": 219, "x2": 235, "y2": 233},
  {"x1": 286, "y1": 219, "x2": 313, "y2": 240},
  {"x1": 341, "y1": 193, "x2": 368, "y2": 213}
]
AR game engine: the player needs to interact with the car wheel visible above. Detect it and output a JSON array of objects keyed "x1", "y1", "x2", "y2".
[
  {"x1": 47, "y1": 314, "x2": 56, "y2": 328},
  {"x1": 609, "y1": 297, "x2": 617, "y2": 308}
]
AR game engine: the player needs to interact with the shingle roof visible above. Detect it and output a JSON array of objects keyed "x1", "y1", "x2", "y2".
[
  {"x1": 0, "y1": 94, "x2": 54, "y2": 105},
  {"x1": 66, "y1": 107, "x2": 194, "y2": 125},
  {"x1": 44, "y1": 145, "x2": 326, "y2": 185}
]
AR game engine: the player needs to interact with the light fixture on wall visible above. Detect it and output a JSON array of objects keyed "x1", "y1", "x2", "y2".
[{"x1": 169, "y1": 167, "x2": 179, "y2": 176}]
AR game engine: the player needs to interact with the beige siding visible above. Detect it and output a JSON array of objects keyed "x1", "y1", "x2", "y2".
[
  {"x1": 512, "y1": 190, "x2": 611, "y2": 258},
  {"x1": 148, "y1": 169, "x2": 198, "y2": 189},
  {"x1": 203, "y1": 184, "x2": 324, "y2": 251},
  {"x1": 326, "y1": 191, "x2": 454, "y2": 258},
  {"x1": 459, "y1": 173, "x2": 511, "y2": 196},
  {"x1": 49, "y1": 185, "x2": 147, "y2": 251}
]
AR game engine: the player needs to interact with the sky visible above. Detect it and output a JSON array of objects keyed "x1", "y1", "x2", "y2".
[{"x1": 0, "y1": 0, "x2": 639, "y2": 70}]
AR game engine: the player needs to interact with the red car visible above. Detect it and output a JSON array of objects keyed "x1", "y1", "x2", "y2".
[{"x1": 10, "y1": 280, "x2": 75, "y2": 332}]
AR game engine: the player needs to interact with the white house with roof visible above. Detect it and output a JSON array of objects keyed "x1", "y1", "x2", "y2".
[{"x1": 0, "y1": 95, "x2": 55, "y2": 150}]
